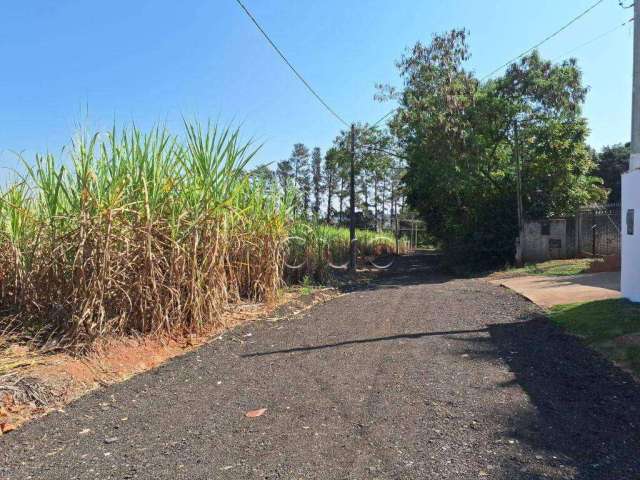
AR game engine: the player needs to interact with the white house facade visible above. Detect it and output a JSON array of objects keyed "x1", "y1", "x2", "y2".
[{"x1": 622, "y1": 162, "x2": 640, "y2": 302}]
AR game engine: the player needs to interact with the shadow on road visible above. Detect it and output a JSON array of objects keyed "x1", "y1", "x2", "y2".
[
  {"x1": 340, "y1": 250, "x2": 451, "y2": 292},
  {"x1": 242, "y1": 327, "x2": 488, "y2": 358},
  {"x1": 461, "y1": 315, "x2": 640, "y2": 479}
]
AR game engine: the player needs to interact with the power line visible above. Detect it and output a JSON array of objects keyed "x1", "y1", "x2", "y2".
[
  {"x1": 233, "y1": 0, "x2": 350, "y2": 127},
  {"x1": 370, "y1": 12, "x2": 629, "y2": 131},
  {"x1": 553, "y1": 16, "x2": 634, "y2": 61},
  {"x1": 371, "y1": 108, "x2": 397, "y2": 127},
  {"x1": 480, "y1": 0, "x2": 606, "y2": 81}
]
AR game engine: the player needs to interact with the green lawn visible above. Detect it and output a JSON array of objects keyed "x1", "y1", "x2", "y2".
[
  {"x1": 519, "y1": 258, "x2": 595, "y2": 276},
  {"x1": 549, "y1": 299, "x2": 640, "y2": 374}
]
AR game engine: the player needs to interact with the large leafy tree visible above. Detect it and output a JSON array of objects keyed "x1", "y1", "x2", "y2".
[{"x1": 382, "y1": 30, "x2": 605, "y2": 267}]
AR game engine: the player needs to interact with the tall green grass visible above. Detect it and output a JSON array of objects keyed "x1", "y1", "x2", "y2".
[
  {"x1": 0, "y1": 122, "x2": 293, "y2": 349},
  {"x1": 284, "y1": 224, "x2": 408, "y2": 281},
  {"x1": 0, "y1": 122, "x2": 408, "y2": 350}
]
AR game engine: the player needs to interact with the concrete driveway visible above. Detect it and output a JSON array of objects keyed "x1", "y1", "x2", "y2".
[{"x1": 493, "y1": 271, "x2": 622, "y2": 309}]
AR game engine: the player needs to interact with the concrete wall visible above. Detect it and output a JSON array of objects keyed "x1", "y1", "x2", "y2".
[
  {"x1": 622, "y1": 169, "x2": 640, "y2": 302},
  {"x1": 521, "y1": 219, "x2": 572, "y2": 263}
]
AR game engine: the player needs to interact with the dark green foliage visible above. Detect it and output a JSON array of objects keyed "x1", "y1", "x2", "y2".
[
  {"x1": 323, "y1": 148, "x2": 342, "y2": 221},
  {"x1": 290, "y1": 143, "x2": 311, "y2": 216},
  {"x1": 249, "y1": 164, "x2": 276, "y2": 188},
  {"x1": 383, "y1": 30, "x2": 605, "y2": 269},
  {"x1": 311, "y1": 147, "x2": 323, "y2": 217},
  {"x1": 595, "y1": 143, "x2": 630, "y2": 204},
  {"x1": 276, "y1": 159, "x2": 293, "y2": 193}
]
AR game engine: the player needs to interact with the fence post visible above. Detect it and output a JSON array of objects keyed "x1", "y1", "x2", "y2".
[
  {"x1": 592, "y1": 209, "x2": 597, "y2": 257},
  {"x1": 395, "y1": 211, "x2": 399, "y2": 256}
]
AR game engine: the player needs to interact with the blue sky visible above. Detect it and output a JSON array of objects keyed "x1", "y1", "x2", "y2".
[{"x1": 0, "y1": 0, "x2": 635, "y2": 175}]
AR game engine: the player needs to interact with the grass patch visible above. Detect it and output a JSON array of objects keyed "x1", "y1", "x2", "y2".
[
  {"x1": 549, "y1": 299, "x2": 640, "y2": 374},
  {"x1": 512, "y1": 258, "x2": 596, "y2": 277}
]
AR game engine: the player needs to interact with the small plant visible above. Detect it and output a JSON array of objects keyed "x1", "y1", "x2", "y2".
[{"x1": 300, "y1": 275, "x2": 314, "y2": 295}]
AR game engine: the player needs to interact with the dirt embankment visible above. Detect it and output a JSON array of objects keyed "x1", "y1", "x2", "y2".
[{"x1": 0, "y1": 287, "x2": 338, "y2": 434}]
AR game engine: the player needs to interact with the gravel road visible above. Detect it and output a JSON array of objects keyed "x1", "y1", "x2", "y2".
[{"x1": 2, "y1": 253, "x2": 640, "y2": 479}]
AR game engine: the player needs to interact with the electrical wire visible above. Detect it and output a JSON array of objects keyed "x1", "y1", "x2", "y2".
[
  {"x1": 481, "y1": 0, "x2": 606, "y2": 81},
  {"x1": 553, "y1": 16, "x2": 634, "y2": 62},
  {"x1": 369, "y1": 11, "x2": 629, "y2": 132},
  {"x1": 371, "y1": 108, "x2": 397, "y2": 127},
  {"x1": 234, "y1": 0, "x2": 350, "y2": 127}
]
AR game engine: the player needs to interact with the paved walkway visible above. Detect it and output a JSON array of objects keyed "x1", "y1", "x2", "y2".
[
  {"x1": 2, "y1": 256, "x2": 640, "y2": 479},
  {"x1": 493, "y1": 272, "x2": 621, "y2": 309}
]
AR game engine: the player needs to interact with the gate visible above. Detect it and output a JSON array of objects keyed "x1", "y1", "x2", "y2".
[
  {"x1": 395, "y1": 217, "x2": 426, "y2": 252},
  {"x1": 577, "y1": 204, "x2": 621, "y2": 257}
]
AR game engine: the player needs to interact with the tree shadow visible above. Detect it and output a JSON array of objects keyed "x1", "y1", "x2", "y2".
[
  {"x1": 241, "y1": 327, "x2": 489, "y2": 358},
  {"x1": 468, "y1": 314, "x2": 640, "y2": 479},
  {"x1": 338, "y1": 250, "x2": 452, "y2": 292}
]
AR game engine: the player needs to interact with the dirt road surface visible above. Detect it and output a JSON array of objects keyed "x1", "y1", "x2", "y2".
[{"x1": 2, "y1": 253, "x2": 640, "y2": 479}]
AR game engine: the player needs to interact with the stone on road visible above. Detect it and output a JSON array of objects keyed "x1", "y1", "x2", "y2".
[{"x1": 2, "y1": 254, "x2": 640, "y2": 479}]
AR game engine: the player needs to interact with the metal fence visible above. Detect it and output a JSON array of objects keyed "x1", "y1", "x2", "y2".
[{"x1": 576, "y1": 204, "x2": 621, "y2": 257}]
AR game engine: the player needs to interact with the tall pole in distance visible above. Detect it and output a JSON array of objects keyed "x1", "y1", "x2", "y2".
[
  {"x1": 514, "y1": 120, "x2": 524, "y2": 233},
  {"x1": 514, "y1": 119, "x2": 525, "y2": 267},
  {"x1": 349, "y1": 123, "x2": 357, "y2": 272},
  {"x1": 632, "y1": 2, "x2": 640, "y2": 170}
]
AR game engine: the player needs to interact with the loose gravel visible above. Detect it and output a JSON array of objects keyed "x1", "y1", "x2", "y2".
[{"x1": 2, "y1": 253, "x2": 640, "y2": 479}]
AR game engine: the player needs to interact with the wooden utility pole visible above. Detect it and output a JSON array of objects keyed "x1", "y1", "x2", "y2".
[{"x1": 349, "y1": 123, "x2": 357, "y2": 272}]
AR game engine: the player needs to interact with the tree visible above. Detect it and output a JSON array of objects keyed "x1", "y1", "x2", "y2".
[
  {"x1": 381, "y1": 30, "x2": 605, "y2": 268},
  {"x1": 276, "y1": 159, "x2": 293, "y2": 194},
  {"x1": 323, "y1": 148, "x2": 342, "y2": 222},
  {"x1": 596, "y1": 143, "x2": 629, "y2": 204},
  {"x1": 289, "y1": 143, "x2": 311, "y2": 216},
  {"x1": 329, "y1": 124, "x2": 395, "y2": 227},
  {"x1": 311, "y1": 147, "x2": 324, "y2": 217},
  {"x1": 249, "y1": 164, "x2": 276, "y2": 187}
]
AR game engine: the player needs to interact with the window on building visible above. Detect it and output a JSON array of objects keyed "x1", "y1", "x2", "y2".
[
  {"x1": 628, "y1": 209, "x2": 635, "y2": 236},
  {"x1": 541, "y1": 222, "x2": 551, "y2": 236}
]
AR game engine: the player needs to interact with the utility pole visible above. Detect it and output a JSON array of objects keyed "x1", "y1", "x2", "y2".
[
  {"x1": 514, "y1": 119, "x2": 525, "y2": 267},
  {"x1": 515, "y1": 120, "x2": 524, "y2": 233},
  {"x1": 632, "y1": 2, "x2": 640, "y2": 170},
  {"x1": 392, "y1": 184, "x2": 399, "y2": 256},
  {"x1": 349, "y1": 123, "x2": 357, "y2": 272}
]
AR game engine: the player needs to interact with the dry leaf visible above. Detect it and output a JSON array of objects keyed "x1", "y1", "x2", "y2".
[
  {"x1": 245, "y1": 408, "x2": 267, "y2": 418},
  {"x1": 1, "y1": 422, "x2": 16, "y2": 433}
]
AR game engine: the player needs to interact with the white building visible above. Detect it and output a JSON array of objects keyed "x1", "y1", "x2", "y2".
[
  {"x1": 623, "y1": 6, "x2": 640, "y2": 303},
  {"x1": 622, "y1": 165, "x2": 639, "y2": 302}
]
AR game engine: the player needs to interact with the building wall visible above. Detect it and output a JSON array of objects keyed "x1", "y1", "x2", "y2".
[
  {"x1": 521, "y1": 219, "x2": 572, "y2": 263},
  {"x1": 622, "y1": 170, "x2": 640, "y2": 302}
]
